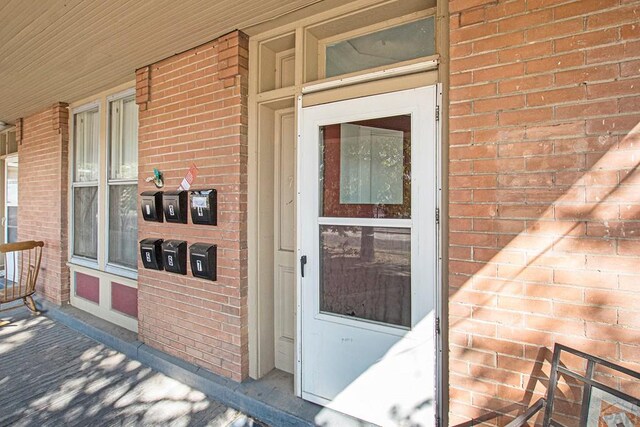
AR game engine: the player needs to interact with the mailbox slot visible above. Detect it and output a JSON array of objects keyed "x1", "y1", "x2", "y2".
[
  {"x1": 140, "y1": 238, "x2": 164, "y2": 270},
  {"x1": 190, "y1": 189, "x2": 217, "y2": 225},
  {"x1": 141, "y1": 191, "x2": 163, "y2": 222},
  {"x1": 163, "y1": 191, "x2": 188, "y2": 223},
  {"x1": 162, "y1": 240, "x2": 187, "y2": 275},
  {"x1": 189, "y1": 243, "x2": 217, "y2": 281}
]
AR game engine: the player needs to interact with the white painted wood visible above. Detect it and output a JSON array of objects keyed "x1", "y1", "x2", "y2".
[
  {"x1": 295, "y1": 94, "x2": 304, "y2": 398},
  {"x1": 301, "y1": 58, "x2": 439, "y2": 94},
  {"x1": 68, "y1": 263, "x2": 138, "y2": 332},
  {"x1": 247, "y1": 0, "x2": 441, "y2": 386},
  {"x1": 274, "y1": 109, "x2": 296, "y2": 374},
  {"x1": 317, "y1": 217, "x2": 411, "y2": 228},
  {"x1": 67, "y1": 82, "x2": 139, "y2": 332},
  {"x1": 298, "y1": 87, "x2": 438, "y2": 426}
]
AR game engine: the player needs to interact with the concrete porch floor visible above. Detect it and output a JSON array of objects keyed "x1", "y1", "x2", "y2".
[
  {"x1": 0, "y1": 306, "x2": 259, "y2": 427},
  {"x1": 0, "y1": 302, "x2": 369, "y2": 427}
]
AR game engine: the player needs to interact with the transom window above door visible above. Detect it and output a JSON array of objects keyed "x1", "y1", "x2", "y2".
[{"x1": 324, "y1": 17, "x2": 435, "y2": 79}]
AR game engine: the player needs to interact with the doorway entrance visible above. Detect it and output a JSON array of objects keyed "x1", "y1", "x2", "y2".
[{"x1": 298, "y1": 86, "x2": 439, "y2": 426}]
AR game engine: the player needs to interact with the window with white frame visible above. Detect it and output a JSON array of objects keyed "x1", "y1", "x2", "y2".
[
  {"x1": 108, "y1": 97, "x2": 138, "y2": 269},
  {"x1": 72, "y1": 91, "x2": 138, "y2": 274},
  {"x1": 72, "y1": 107, "x2": 100, "y2": 260}
]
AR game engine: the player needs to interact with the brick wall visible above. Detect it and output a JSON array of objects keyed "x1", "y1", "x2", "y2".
[
  {"x1": 136, "y1": 31, "x2": 249, "y2": 381},
  {"x1": 18, "y1": 102, "x2": 70, "y2": 305},
  {"x1": 448, "y1": 0, "x2": 640, "y2": 424}
]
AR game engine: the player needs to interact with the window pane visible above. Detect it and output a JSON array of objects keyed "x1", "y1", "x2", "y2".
[
  {"x1": 109, "y1": 184, "x2": 138, "y2": 269},
  {"x1": 73, "y1": 186, "x2": 98, "y2": 259},
  {"x1": 320, "y1": 225, "x2": 411, "y2": 327},
  {"x1": 6, "y1": 162, "x2": 17, "y2": 205},
  {"x1": 326, "y1": 17, "x2": 435, "y2": 78},
  {"x1": 321, "y1": 115, "x2": 411, "y2": 219},
  {"x1": 7, "y1": 206, "x2": 17, "y2": 243},
  {"x1": 74, "y1": 109, "x2": 99, "y2": 182},
  {"x1": 109, "y1": 96, "x2": 138, "y2": 180}
]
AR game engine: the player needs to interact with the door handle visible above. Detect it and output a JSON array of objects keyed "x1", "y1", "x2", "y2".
[{"x1": 300, "y1": 255, "x2": 307, "y2": 278}]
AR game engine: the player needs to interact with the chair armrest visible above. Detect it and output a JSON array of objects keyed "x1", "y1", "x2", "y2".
[{"x1": 505, "y1": 398, "x2": 546, "y2": 427}]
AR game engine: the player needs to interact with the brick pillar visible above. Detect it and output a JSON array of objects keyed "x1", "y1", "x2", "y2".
[
  {"x1": 18, "y1": 102, "x2": 70, "y2": 305},
  {"x1": 136, "y1": 31, "x2": 249, "y2": 381}
]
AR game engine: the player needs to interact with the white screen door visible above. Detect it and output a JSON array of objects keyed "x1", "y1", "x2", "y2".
[{"x1": 298, "y1": 86, "x2": 439, "y2": 426}]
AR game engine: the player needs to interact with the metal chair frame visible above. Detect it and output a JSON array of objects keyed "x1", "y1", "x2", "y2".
[{"x1": 507, "y1": 343, "x2": 640, "y2": 427}]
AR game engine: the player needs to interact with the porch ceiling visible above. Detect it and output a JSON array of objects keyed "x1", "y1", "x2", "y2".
[{"x1": 0, "y1": 0, "x2": 328, "y2": 123}]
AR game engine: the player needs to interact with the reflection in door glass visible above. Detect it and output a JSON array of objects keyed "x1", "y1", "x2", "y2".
[
  {"x1": 320, "y1": 115, "x2": 411, "y2": 219},
  {"x1": 320, "y1": 225, "x2": 411, "y2": 327}
]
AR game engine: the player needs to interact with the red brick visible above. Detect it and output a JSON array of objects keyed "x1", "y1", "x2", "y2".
[
  {"x1": 554, "y1": 0, "x2": 618, "y2": 20},
  {"x1": 137, "y1": 31, "x2": 249, "y2": 381},
  {"x1": 450, "y1": 22, "x2": 498, "y2": 44},
  {"x1": 621, "y1": 59, "x2": 640, "y2": 77},
  {"x1": 586, "y1": 3, "x2": 640, "y2": 28},
  {"x1": 621, "y1": 23, "x2": 640, "y2": 41},
  {"x1": 19, "y1": 103, "x2": 70, "y2": 305},
  {"x1": 526, "y1": 52, "x2": 585, "y2": 74},
  {"x1": 449, "y1": 1, "x2": 640, "y2": 420},
  {"x1": 498, "y1": 74, "x2": 554, "y2": 94},
  {"x1": 526, "y1": 18, "x2": 584, "y2": 42},
  {"x1": 526, "y1": 86, "x2": 585, "y2": 107},
  {"x1": 555, "y1": 99, "x2": 618, "y2": 119},
  {"x1": 451, "y1": 52, "x2": 499, "y2": 73},
  {"x1": 460, "y1": 8, "x2": 486, "y2": 26},
  {"x1": 556, "y1": 64, "x2": 619, "y2": 85},
  {"x1": 473, "y1": 31, "x2": 525, "y2": 53},
  {"x1": 499, "y1": 107, "x2": 552, "y2": 125},
  {"x1": 450, "y1": 0, "x2": 498, "y2": 14},
  {"x1": 555, "y1": 28, "x2": 618, "y2": 53},
  {"x1": 450, "y1": 82, "x2": 497, "y2": 101},
  {"x1": 498, "y1": 41, "x2": 553, "y2": 63},
  {"x1": 474, "y1": 95, "x2": 525, "y2": 113},
  {"x1": 474, "y1": 63, "x2": 524, "y2": 83}
]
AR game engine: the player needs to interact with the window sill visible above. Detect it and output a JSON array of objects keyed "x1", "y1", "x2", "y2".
[
  {"x1": 68, "y1": 256, "x2": 99, "y2": 270},
  {"x1": 67, "y1": 258, "x2": 138, "y2": 282},
  {"x1": 105, "y1": 264, "x2": 138, "y2": 281}
]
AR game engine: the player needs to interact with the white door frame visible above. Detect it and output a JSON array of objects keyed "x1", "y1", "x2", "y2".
[{"x1": 295, "y1": 84, "x2": 444, "y2": 421}]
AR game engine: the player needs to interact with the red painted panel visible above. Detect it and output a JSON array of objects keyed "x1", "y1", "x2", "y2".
[
  {"x1": 111, "y1": 282, "x2": 138, "y2": 318},
  {"x1": 75, "y1": 272, "x2": 99, "y2": 303}
]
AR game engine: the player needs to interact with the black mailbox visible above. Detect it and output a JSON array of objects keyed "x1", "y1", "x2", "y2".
[
  {"x1": 190, "y1": 243, "x2": 217, "y2": 281},
  {"x1": 141, "y1": 191, "x2": 163, "y2": 222},
  {"x1": 190, "y1": 189, "x2": 217, "y2": 225},
  {"x1": 163, "y1": 191, "x2": 188, "y2": 223},
  {"x1": 162, "y1": 240, "x2": 187, "y2": 275},
  {"x1": 140, "y1": 238, "x2": 164, "y2": 270}
]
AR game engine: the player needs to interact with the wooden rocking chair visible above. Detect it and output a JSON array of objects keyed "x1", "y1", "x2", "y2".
[{"x1": 0, "y1": 240, "x2": 44, "y2": 313}]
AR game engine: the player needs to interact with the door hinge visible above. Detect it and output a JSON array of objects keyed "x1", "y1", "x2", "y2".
[
  {"x1": 435, "y1": 105, "x2": 440, "y2": 122},
  {"x1": 435, "y1": 317, "x2": 441, "y2": 335},
  {"x1": 435, "y1": 207, "x2": 440, "y2": 224}
]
